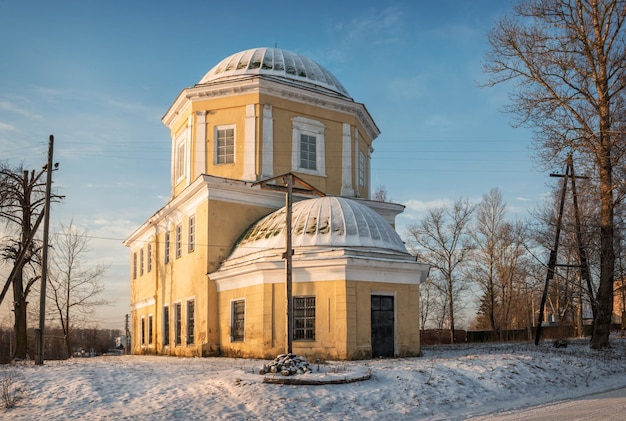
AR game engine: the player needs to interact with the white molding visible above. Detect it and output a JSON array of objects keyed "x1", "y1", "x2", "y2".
[
  {"x1": 341, "y1": 123, "x2": 354, "y2": 196},
  {"x1": 162, "y1": 77, "x2": 380, "y2": 142},
  {"x1": 194, "y1": 111, "x2": 207, "y2": 179},
  {"x1": 291, "y1": 116, "x2": 326, "y2": 177},
  {"x1": 243, "y1": 104, "x2": 256, "y2": 181},
  {"x1": 131, "y1": 297, "x2": 155, "y2": 311},
  {"x1": 261, "y1": 104, "x2": 274, "y2": 179},
  {"x1": 212, "y1": 253, "x2": 428, "y2": 292}
]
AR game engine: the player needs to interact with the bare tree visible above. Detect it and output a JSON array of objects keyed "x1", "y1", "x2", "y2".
[
  {"x1": 468, "y1": 188, "x2": 531, "y2": 339},
  {"x1": 0, "y1": 165, "x2": 46, "y2": 359},
  {"x1": 373, "y1": 185, "x2": 389, "y2": 202},
  {"x1": 406, "y1": 198, "x2": 475, "y2": 343},
  {"x1": 48, "y1": 220, "x2": 109, "y2": 358},
  {"x1": 483, "y1": 0, "x2": 626, "y2": 349}
]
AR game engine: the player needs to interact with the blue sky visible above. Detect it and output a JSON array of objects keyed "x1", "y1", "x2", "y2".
[{"x1": 0, "y1": 0, "x2": 550, "y2": 330}]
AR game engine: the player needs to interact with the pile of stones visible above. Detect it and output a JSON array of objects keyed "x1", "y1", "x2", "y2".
[{"x1": 259, "y1": 353, "x2": 312, "y2": 376}]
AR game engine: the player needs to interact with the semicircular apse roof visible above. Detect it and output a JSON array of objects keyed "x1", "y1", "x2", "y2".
[
  {"x1": 198, "y1": 47, "x2": 351, "y2": 98},
  {"x1": 226, "y1": 196, "x2": 409, "y2": 262}
]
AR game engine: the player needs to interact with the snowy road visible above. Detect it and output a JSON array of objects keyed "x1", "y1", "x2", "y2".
[{"x1": 470, "y1": 387, "x2": 626, "y2": 420}]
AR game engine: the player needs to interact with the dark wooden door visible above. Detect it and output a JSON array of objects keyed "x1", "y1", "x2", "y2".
[{"x1": 371, "y1": 295, "x2": 394, "y2": 357}]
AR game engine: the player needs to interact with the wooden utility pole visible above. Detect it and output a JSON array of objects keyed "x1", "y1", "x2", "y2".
[
  {"x1": 35, "y1": 135, "x2": 54, "y2": 365},
  {"x1": 284, "y1": 174, "x2": 293, "y2": 354},
  {"x1": 535, "y1": 154, "x2": 590, "y2": 345},
  {"x1": 252, "y1": 173, "x2": 324, "y2": 355}
]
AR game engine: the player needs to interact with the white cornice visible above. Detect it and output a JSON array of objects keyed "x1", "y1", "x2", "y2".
[
  {"x1": 124, "y1": 174, "x2": 294, "y2": 247},
  {"x1": 212, "y1": 253, "x2": 428, "y2": 292},
  {"x1": 162, "y1": 77, "x2": 380, "y2": 142}
]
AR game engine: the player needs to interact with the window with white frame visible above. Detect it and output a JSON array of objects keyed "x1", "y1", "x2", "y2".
[
  {"x1": 132, "y1": 252, "x2": 137, "y2": 279},
  {"x1": 140, "y1": 248, "x2": 144, "y2": 276},
  {"x1": 164, "y1": 230, "x2": 170, "y2": 264},
  {"x1": 148, "y1": 314, "x2": 153, "y2": 345},
  {"x1": 186, "y1": 299, "x2": 195, "y2": 345},
  {"x1": 292, "y1": 117, "x2": 325, "y2": 177},
  {"x1": 174, "y1": 302, "x2": 182, "y2": 346},
  {"x1": 175, "y1": 224, "x2": 182, "y2": 259},
  {"x1": 231, "y1": 300, "x2": 245, "y2": 342},
  {"x1": 175, "y1": 134, "x2": 186, "y2": 183},
  {"x1": 140, "y1": 316, "x2": 146, "y2": 345},
  {"x1": 215, "y1": 126, "x2": 235, "y2": 164},
  {"x1": 293, "y1": 296, "x2": 316, "y2": 340},
  {"x1": 359, "y1": 151, "x2": 366, "y2": 187},
  {"x1": 147, "y1": 243, "x2": 152, "y2": 273},
  {"x1": 163, "y1": 305, "x2": 170, "y2": 347},
  {"x1": 188, "y1": 215, "x2": 195, "y2": 253}
]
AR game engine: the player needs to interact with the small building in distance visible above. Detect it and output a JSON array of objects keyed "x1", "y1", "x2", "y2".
[{"x1": 124, "y1": 48, "x2": 429, "y2": 359}]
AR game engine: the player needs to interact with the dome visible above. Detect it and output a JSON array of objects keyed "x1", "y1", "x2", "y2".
[
  {"x1": 198, "y1": 48, "x2": 351, "y2": 98},
  {"x1": 226, "y1": 196, "x2": 409, "y2": 262}
]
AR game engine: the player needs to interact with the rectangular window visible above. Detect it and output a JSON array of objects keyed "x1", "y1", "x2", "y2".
[
  {"x1": 164, "y1": 231, "x2": 170, "y2": 264},
  {"x1": 186, "y1": 299, "x2": 195, "y2": 345},
  {"x1": 140, "y1": 316, "x2": 146, "y2": 345},
  {"x1": 359, "y1": 151, "x2": 366, "y2": 187},
  {"x1": 188, "y1": 215, "x2": 195, "y2": 253},
  {"x1": 174, "y1": 303, "x2": 182, "y2": 346},
  {"x1": 216, "y1": 127, "x2": 235, "y2": 164},
  {"x1": 292, "y1": 116, "x2": 325, "y2": 177},
  {"x1": 231, "y1": 300, "x2": 245, "y2": 342},
  {"x1": 299, "y1": 134, "x2": 317, "y2": 170},
  {"x1": 175, "y1": 140, "x2": 186, "y2": 181},
  {"x1": 293, "y1": 296, "x2": 316, "y2": 340},
  {"x1": 148, "y1": 315, "x2": 153, "y2": 345},
  {"x1": 140, "y1": 248, "x2": 144, "y2": 276},
  {"x1": 147, "y1": 243, "x2": 152, "y2": 273},
  {"x1": 132, "y1": 252, "x2": 137, "y2": 279},
  {"x1": 175, "y1": 224, "x2": 182, "y2": 259},
  {"x1": 163, "y1": 306, "x2": 170, "y2": 347}
]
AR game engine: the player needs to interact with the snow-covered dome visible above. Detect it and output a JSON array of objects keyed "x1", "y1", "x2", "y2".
[
  {"x1": 198, "y1": 48, "x2": 351, "y2": 98},
  {"x1": 226, "y1": 196, "x2": 409, "y2": 262}
]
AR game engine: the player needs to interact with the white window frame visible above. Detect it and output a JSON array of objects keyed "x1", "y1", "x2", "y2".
[
  {"x1": 148, "y1": 314, "x2": 153, "y2": 345},
  {"x1": 139, "y1": 248, "x2": 144, "y2": 276},
  {"x1": 163, "y1": 305, "x2": 170, "y2": 347},
  {"x1": 164, "y1": 230, "x2": 171, "y2": 264},
  {"x1": 291, "y1": 117, "x2": 326, "y2": 177},
  {"x1": 186, "y1": 299, "x2": 195, "y2": 345},
  {"x1": 175, "y1": 224, "x2": 182, "y2": 259},
  {"x1": 188, "y1": 215, "x2": 195, "y2": 253},
  {"x1": 174, "y1": 132, "x2": 187, "y2": 184},
  {"x1": 174, "y1": 301, "x2": 182, "y2": 346},
  {"x1": 215, "y1": 124, "x2": 235, "y2": 165},
  {"x1": 147, "y1": 243, "x2": 152, "y2": 273},
  {"x1": 140, "y1": 316, "x2": 146, "y2": 345}
]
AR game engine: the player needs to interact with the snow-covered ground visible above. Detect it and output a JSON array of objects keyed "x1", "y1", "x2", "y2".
[{"x1": 2, "y1": 338, "x2": 626, "y2": 420}]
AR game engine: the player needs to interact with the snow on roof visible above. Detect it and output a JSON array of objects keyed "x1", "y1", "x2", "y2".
[
  {"x1": 197, "y1": 48, "x2": 351, "y2": 98},
  {"x1": 227, "y1": 196, "x2": 409, "y2": 261}
]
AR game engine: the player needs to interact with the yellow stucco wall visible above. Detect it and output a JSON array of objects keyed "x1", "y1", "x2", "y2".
[
  {"x1": 217, "y1": 279, "x2": 421, "y2": 360},
  {"x1": 168, "y1": 89, "x2": 374, "y2": 199}
]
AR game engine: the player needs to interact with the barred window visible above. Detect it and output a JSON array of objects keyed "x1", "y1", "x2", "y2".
[
  {"x1": 293, "y1": 296, "x2": 315, "y2": 340},
  {"x1": 231, "y1": 300, "x2": 245, "y2": 342},
  {"x1": 163, "y1": 306, "x2": 170, "y2": 347},
  {"x1": 174, "y1": 303, "x2": 182, "y2": 346},
  {"x1": 186, "y1": 299, "x2": 195, "y2": 345}
]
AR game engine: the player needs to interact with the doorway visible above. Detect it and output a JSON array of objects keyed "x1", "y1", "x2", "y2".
[{"x1": 371, "y1": 295, "x2": 394, "y2": 357}]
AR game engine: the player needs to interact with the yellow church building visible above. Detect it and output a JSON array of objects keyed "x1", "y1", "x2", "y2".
[{"x1": 124, "y1": 47, "x2": 429, "y2": 359}]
